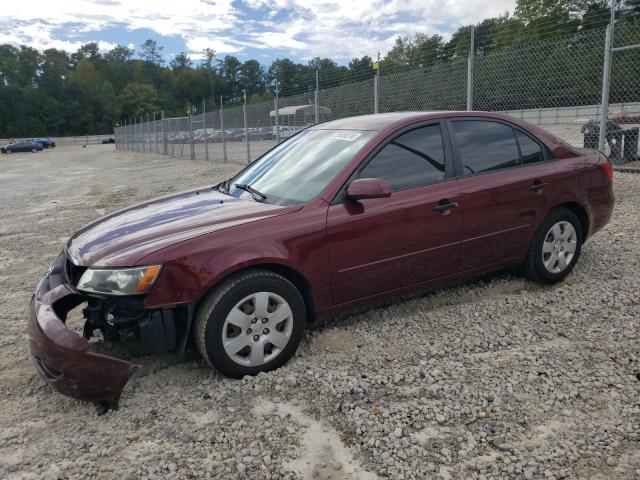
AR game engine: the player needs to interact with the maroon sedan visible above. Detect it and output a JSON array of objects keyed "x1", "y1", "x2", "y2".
[{"x1": 29, "y1": 112, "x2": 614, "y2": 409}]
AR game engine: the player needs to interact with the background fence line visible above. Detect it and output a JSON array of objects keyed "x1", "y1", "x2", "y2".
[{"x1": 114, "y1": 16, "x2": 640, "y2": 167}]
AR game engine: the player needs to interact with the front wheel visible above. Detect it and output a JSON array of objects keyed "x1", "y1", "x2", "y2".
[
  {"x1": 194, "y1": 270, "x2": 306, "y2": 378},
  {"x1": 31, "y1": 147, "x2": 38, "y2": 153},
  {"x1": 523, "y1": 208, "x2": 583, "y2": 283},
  {"x1": 6, "y1": 149, "x2": 12, "y2": 154}
]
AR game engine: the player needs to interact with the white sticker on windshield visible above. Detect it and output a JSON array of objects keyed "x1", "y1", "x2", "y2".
[{"x1": 328, "y1": 131, "x2": 363, "y2": 142}]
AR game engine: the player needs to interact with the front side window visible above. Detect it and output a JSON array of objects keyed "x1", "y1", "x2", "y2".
[
  {"x1": 359, "y1": 124, "x2": 446, "y2": 191},
  {"x1": 226, "y1": 129, "x2": 375, "y2": 205},
  {"x1": 515, "y1": 130, "x2": 545, "y2": 164},
  {"x1": 452, "y1": 120, "x2": 520, "y2": 174}
]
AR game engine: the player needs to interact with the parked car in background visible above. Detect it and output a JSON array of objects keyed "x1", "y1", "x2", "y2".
[
  {"x1": 224, "y1": 129, "x2": 245, "y2": 142},
  {"x1": 102, "y1": 138, "x2": 115, "y2": 144},
  {"x1": 29, "y1": 111, "x2": 614, "y2": 409},
  {"x1": 20, "y1": 138, "x2": 56, "y2": 149},
  {"x1": 2, "y1": 140, "x2": 43, "y2": 153},
  {"x1": 34, "y1": 138, "x2": 56, "y2": 148}
]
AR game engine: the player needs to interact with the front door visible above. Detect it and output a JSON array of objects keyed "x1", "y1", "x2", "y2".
[{"x1": 326, "y1": 123, "x2": 463, "y2": 305}]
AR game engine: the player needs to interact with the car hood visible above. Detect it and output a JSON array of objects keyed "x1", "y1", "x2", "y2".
[{"x1": 67, "y1": 187, "x2": 300, "y2": 267}]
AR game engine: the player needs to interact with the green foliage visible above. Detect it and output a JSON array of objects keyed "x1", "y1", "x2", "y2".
[{"x1": 0, "y1": 2, "x2": 638, "y2": 136}]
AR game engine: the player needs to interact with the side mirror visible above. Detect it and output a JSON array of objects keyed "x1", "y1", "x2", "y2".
[{"x1": 346, "y1": 178, "x2": 391, "y2": 201}]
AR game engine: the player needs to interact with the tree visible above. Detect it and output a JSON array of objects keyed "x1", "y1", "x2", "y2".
[
  {"x1": 120, "y1": 82, "x2": 159, "y2": 118},
  {"x1": 72, "y1": 42, "x2": 101, "y2": 64},
  {"x1": 170, "y1": 52, "x2": 192, "y2": 72},
  {"x1": 238, "y1": 60, "x2": 264, "y2": 93},
  {"x1": 139, "y1": 39, "x2": 164, "y2": 65}
]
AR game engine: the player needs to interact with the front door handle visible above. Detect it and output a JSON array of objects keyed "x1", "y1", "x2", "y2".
[
  {"x1": 530, "y1": 181, "x2": 549, "y2": 191},
  {"x1": 433, "y1": 201, "x2": 459, "y2": 213}
]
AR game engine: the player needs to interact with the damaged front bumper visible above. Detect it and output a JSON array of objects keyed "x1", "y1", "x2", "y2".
[{"x1": 28, "y1": 253, "x2": 140, "y2": 409}]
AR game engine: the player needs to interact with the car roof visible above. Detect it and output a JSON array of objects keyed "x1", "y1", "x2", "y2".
[
  {"x1": 309, "y1": 110, "x2": 578, "y2": 157},
  {"x1": 309, "y1": 112, "x2": 447, "y2": 131}
]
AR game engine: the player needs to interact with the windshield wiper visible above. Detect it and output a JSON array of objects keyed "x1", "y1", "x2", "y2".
[{"x1": 235, "y1": 183, "x2": 267, "y2": 202}]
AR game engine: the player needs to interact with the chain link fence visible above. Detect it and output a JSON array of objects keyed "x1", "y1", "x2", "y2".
[{"x1": 114, "y1": 19, "x2": 640, "y2": 170}]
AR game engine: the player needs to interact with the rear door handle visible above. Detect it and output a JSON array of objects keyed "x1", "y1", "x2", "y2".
[
  {"x1": 530, "y1": 181, "x2": 549, "y2": 191},
  {"x1": 433, "y1": 201, "x2": 459, "y2": 213}
]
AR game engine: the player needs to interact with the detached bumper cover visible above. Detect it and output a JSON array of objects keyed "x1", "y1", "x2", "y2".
[{"x1": 28, "y1": 253, "x2": 139, "y2": 408}]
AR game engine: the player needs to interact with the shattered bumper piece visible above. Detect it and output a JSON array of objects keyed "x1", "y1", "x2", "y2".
[{"x1": 28, "y1": 254, "x2": 139, "y2": 409}]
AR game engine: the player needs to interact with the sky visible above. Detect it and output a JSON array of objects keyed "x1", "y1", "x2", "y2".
[{"x1": 0, "y1": 0, "x2": 517, "y2": 65}]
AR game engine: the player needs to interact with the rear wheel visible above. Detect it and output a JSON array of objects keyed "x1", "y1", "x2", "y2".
[
  {"x1": 194, "y1": 270, "x2": 306, "y2": 378},
  {"x1": 31, "y1": 147, "x2": 37, "y2": 153},
  {"x1": 523, "y1": 208, "x2": 583, "y2": 283}
]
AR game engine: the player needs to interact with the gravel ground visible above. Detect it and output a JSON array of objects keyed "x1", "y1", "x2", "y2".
[{"x1": 0, "y1": 145, "x2": 639, "y2": 480}]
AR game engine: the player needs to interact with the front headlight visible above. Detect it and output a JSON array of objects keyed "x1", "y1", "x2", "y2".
[{"x1": 76, "y1": 265, "x2": 162, "y2": 295}]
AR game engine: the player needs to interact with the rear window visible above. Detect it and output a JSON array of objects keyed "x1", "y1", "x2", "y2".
[{"x1": 515, "y1": 130, "x2": 545, "y2": 164}]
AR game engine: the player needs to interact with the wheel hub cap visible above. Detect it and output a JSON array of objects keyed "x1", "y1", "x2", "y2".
[
  {"x1": 222, "y1": 292, "x2": 293, "y2": 367},
  {"x1": 542, "y1": 221, "x2": 577, "y2": 274}
]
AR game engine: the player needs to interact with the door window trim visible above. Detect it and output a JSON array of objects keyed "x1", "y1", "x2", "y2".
[
  {"x1": 330, "y1": 119, "x2": 455, "y2": 205},
  {"x1": 445, "y1": 117, "x2": 556, "y2": 179}
]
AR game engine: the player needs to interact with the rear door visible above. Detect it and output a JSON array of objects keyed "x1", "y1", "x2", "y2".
[
  {"x1": 326, "y1": 122, "x2": 463, "y2": 304},
  {"x1": 447, "y1": 118, "x2": 559, "y2": 270}
]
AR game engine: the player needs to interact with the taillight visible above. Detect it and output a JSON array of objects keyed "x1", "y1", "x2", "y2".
[{"x1": 602, "y1": 162, "x2": 613, "y2": 182}]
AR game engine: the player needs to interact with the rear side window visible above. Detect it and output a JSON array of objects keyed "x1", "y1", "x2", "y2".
[
  {"x1": 515, "y1": 130, "x2": 545, "y2": 164},
  {"x1": 360, "y1": 124, "x2": 446, "y2": 191},
  {"x1": 452, "y1": 120, "x2": 520, "y2": 174}
]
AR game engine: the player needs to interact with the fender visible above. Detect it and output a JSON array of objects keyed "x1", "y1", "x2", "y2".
[{"x1": 140, "y1": 203, "x2": 332, "y2": 311}]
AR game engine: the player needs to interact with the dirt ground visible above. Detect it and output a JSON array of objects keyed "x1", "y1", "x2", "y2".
[{"x1": 0, "y1": 145, "x2": 639, "y2": 480}]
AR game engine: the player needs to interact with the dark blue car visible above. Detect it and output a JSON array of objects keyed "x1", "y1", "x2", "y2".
[
  {"x1": 1, "y1": 141, "x2": 44, "y2": 153},
  {"x1": 27, "y1": 138, "x2": 56, "y2": 148}
]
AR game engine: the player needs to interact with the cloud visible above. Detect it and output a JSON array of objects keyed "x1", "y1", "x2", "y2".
[{"x1": 0, "y1": 0, "x2": 517, "y2": 61}]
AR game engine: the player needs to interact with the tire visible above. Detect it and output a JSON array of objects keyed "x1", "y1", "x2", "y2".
[
  {"x1": 31, "y1": 147, "x2": 37, "y2": 153},
  {"x1": 6, "y1": 149, "x2": 12, "y2": 154},
  {"x1": 523, "y1": 207, "x2": 583, "y2": 284},
  {"x1": 195, "y1": 269, "x2": 306, "y2": 378}
]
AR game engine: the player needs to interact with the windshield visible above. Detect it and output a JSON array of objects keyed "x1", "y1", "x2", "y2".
[{"x1": 224, "y1": 129, "x2": 375, "y2": 205}]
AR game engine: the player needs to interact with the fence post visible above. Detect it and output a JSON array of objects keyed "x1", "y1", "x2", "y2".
[
  {"x1": 189, "y1": 105, "x2": 195, "y2": 160},
  {"x1": 146, "y1": 113, "x2": 150, "y2": 153},
  {"x1": 467, "y1": 25, "x2": 475, "y2": 111},
  {"x1": 220, "y1": 96, "x2": 227, "y2": 163},
  {"x1": 598, "y1": 10, "x2": 615, "y2": 151},
  {"x1": 274, "y1": 80, "x2": 280, "y2": 143},
  {"x1": 243, "y1": 90, "x2": 250, "y2": 164},
  {"x1": 373, "y1": 75, "x2": 379, "y2": 114},
  {"x1": 203, "y1": 99, "x2": 209, "y2": 162},
  {"x1": 315, "y1": 69, "x2": 320, "y2": 124},
  {"x1": 152, "y1": 112, "x2": 157, "y2": 153},
  {"x1": 161, "y1": 111, "x2": 166, "y2": 155}
]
